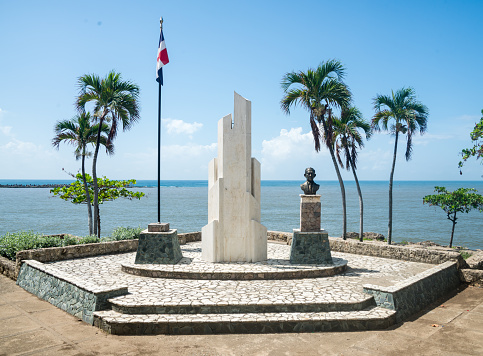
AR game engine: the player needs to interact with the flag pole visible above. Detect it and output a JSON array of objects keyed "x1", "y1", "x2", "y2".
[{"x1": 157, "y1": 17, "x2": 163, "y2": 223}]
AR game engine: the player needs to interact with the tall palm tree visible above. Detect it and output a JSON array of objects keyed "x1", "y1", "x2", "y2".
[
  {"x1": 372, "y1": 87, "x2": 429, "y2": 244},
  {"x1": 333, "y1": 107, "x2": 371, "y2": 242},
  {"x1": 52, "y1": 113, "x2": 113, "y2": 235},
  {"x1": 76, "y1": 71, "x2": 140, "y2": 237},
  {"x1": 281, "y1": 59, "x2": 352, "y2": 238}
]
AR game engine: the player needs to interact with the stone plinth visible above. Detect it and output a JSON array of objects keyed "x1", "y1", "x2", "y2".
[
  {"x1": 291, "y1": 194, "x2": 332, "y2": 264},
  {"x1": 202, "y1": 92, "x2": 267, "y2": 263},
  {"x1": 135, "y1": 229, "x2": 182, "y2": 264},
  {"x1": 290, "y1": 230, "x2": 332, "y2": 264},
  {"x1": 148, "y1": 223, "x2": 170, "y2": 232},
  {"x1": 300, "y1": 195, "x2": 321, "y2": 232}
]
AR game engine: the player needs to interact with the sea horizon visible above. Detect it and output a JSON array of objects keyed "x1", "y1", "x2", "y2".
[{"x1": 1, "y1": 180, "x2": 482, "y2": 250}]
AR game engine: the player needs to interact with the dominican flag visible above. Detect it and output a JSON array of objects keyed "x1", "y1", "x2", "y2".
[{"x1": 156, "y1": 28, "x2": 169, "y2": 85}]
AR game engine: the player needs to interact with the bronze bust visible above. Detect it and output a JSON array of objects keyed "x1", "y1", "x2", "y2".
[{"x1": 300, "y1": 167, "x2": 319, "y2": 195}]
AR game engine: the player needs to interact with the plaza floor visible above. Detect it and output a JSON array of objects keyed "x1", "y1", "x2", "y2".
[
  {"x1": 1, "y1": 272, "x2": 482, "y2": 355},
  {"x1": 26, "y1": 241, "x2": 438, "y2": 334}
]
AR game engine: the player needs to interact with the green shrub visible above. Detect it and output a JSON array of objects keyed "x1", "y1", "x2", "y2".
[
  {"x1": 460, "y1": 251, "x2": 472, "y2": 260},
  {"x1": 0, "y1": 231, "x2": 62, "y2": 260},
  {"x1": 77, "y1": 235, "x2": 100, "y2": 244},
  {"x1": 103, "y1": 226, "x2": 143, "y2": 242},
  {"x1": 0, "y1": 227, "x2": 141, "y2": 261}
]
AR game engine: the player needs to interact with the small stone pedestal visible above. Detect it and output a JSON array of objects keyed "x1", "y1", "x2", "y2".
[
  {"x1": 290, "y1": 195, "x2": 332, "y2": 264},
  {"x1": 134, "y1": 223, "x2": 183, "y2": 264}
]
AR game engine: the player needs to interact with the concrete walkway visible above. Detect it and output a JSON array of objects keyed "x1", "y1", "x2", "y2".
[{"x1": 1, "y1": 274, "x2": 482, "y2": 355}]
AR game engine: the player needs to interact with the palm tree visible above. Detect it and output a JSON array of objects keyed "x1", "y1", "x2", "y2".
[
  {"x1": 76, "y1": 71, "x2": 140, "y2": 237},
  {"x1": 333, "y1": 107, "x2": 371, "y2": 242},
  {"x1": 372, "y1": 87, "x2": 429, "y2": 244},
  {"x1": 52, "y1": 113, "x2": 113, "y2": 235},
  {"x1": 281, "y1": 59, "x2": 352, "y2": 238}
]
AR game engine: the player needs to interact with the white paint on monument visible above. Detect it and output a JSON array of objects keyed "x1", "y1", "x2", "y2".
[{"x1": 202, "y1": 92, "x2": 267, "y2": 262}]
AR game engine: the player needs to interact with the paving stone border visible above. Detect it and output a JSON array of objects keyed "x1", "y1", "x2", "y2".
[
  {"x1": 363, "y1": 261, "x2": 460, "y2": 323},
  {"x1": 16, "y1": 260, "x2": 128, "y2": 324}
]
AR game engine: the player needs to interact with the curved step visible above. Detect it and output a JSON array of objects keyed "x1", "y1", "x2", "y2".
[
  {"x1": 93, "y1": 307, "x2": 396, "y2": 335},
  {"x1": 109, "y1": 296, "x2": 376, "y2": 315},
  {"x1": 121, "y1": 258, "x2": 348, "y2": 280}
]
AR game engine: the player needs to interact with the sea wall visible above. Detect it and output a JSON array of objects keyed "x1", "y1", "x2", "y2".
[
  {"x1": 16, "y1": 260, "x2": 128, "y2": 324},
  {"x1": 267, "y1": 231, "x2": 465, "y2": 266},
  {"x1": 363, "y1": 261, "x2": 460, "y2": 323}
]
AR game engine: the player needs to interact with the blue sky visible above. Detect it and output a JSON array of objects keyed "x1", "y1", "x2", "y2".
[{"x1": 0, "y1": 0, "x2": 482, "y2": 181}]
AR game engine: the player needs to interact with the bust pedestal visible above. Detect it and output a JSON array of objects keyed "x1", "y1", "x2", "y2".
[
  {"x1": 290, "y1": 195, "x2": 332, "y2": 264},
  {"x1": 134, "y1": 223, "x2": 183, "y2": 264}
]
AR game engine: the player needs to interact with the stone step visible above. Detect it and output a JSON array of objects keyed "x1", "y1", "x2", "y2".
[
  {"x1": 109, "y1": 295, "x2": 376, "y2": 315},
  {"x1": 93, "y1": 307, "x2": 396, "y2": 335}
]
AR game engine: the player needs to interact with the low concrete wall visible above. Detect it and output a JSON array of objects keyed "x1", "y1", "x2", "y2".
[
  {"x1": 460, "y1": 269, "x2": 483, "y2": 286},
  {"x1": 0, "y1": 232, "x2": 203, "y2": 279},
  {"x1": 328, "y1": 238, "x2": 464, "y2": 267},
  {"x1": 0, "y1": 255, "x2": 16, "y2": 280},
  {"x1": 363, "y1": 261, "x2": 460, "y2": 323},
  {"x1": 15, "y1": 240, "x2": 139, "y2": 277},
  {"x1": 267, "y1": 231, "x2": 464, "y2": 266},
  {"x1": 16, "y1": 260, "x2": 128, "y2": 324}
]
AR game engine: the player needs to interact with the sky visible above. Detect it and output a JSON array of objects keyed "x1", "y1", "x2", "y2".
[{"x1": 0, "y1": 0, "x2": 482, "y2": 181}]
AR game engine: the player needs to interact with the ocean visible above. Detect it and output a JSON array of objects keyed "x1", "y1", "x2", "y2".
[{"x1": 0, "y1": 180, "x2": 482, "y2": 250}]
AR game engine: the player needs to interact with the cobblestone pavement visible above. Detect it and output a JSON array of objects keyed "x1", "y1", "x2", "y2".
[
  {"x1": 49, "y1": 242, "x2": 433, "y2": 310},
  {"x1": 2, "y1": 272, "x2": 482, "y2": 356}
]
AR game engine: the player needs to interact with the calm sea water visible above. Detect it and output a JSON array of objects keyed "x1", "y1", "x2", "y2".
[{"x1": 0, "y1": 180, "x2": 482, "y2": 250}]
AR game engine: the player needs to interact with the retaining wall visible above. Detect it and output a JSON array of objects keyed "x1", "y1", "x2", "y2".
[
  {"x1": 16, "y1": 260, "x2": 128, "y2": 324},
  {"x1": 267, "y1": 231, "x2": 464, "y2": 266},
  {"x1": 363, "y1": 261, "x2": 460, "y2": 323},
  {"x1": 0, "y1": 232, "x2": 202, "y2": 279}
]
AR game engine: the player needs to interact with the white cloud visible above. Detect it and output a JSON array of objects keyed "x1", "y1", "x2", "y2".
[
  {"x1": 261, "y1": 127, "x2": 316, "y2": 159},
  {"x1": 0, "y1": 108, "x2": 13, "y2": 137},
  {"x1": 413, "y1": 133, "x2": 453, "y2": 146},
  {"x1": 260, "y1": 127, "x2": 330, "y2": 179},
  {"x1": 162, "y1": 118, "x2": 203, "y2": 135},
  {"x1": 0, "y1": 138, "x2": 51, "y2": 156},
  {"x1": 0, "y1": 125, "x2": 12, "y2": 136}
]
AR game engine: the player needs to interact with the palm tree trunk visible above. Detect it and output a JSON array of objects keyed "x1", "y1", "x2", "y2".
[
  {"x1": 319, "y1": 115, "x2": 347, "y2": 239},
  {"x1": 92, "y1": 118, "x2": 104, "y2": 238},
  {"x1": 328, "y1": 144, "x2": 347, "y2": 239},
  {"x1": 388, "y1": 131, "x2": 399, "y2": 245},
  {"x1": 81, "y1": 152, "x2": 93, "y2": 235},
  {"x1": 97, "y1": 205, "x2": 101, "y2": 238},
  {"x1": 350, "y1": 159, "x2": 363, "y2": 242}
]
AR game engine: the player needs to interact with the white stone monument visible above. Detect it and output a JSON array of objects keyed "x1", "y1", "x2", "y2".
[{"x1": 202, "y1": 92, "x2": 267, "y2": 262}]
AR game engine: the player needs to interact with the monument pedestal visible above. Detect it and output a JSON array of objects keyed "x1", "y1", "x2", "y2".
[
  {"x1": 290, "y1": 194, "x2": 333, "y2": 264},
  {"x1": 134, "y1": 223, "x2": 182, "y2": 264},
  {"x1": 290, "y1": 229, "x2": 332, "y2": 264}
]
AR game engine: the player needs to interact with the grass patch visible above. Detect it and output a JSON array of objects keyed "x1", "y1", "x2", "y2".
[
  {"x1": 460, "y1": 251, "x2": 472, "y2": 260},
  {"x1": 0, "y1": 226, "x2": 142, "y2": 261}
]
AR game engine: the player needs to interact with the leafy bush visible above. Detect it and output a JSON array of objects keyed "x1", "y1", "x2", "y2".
[
  {"x1": 103, "y1": 226, "x2": 143, "y2": 242},
  {"x1": 0, "y1": 231, "x2": 63, "y2": 260},
  {"x1": 77, "y1": 235, "x2": 100, "y2": 244},
  {"x1": 0, "y1": 227, "x2": 142, "y2": 261}
]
